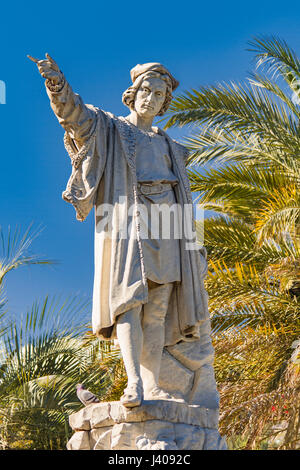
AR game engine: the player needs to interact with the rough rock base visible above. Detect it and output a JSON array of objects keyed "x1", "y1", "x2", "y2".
[
  {"x1": 67, "y1": 324, "x2": 227, "y2": 450},
  {"x1": 67, "y1": 400, "x2": 227, "y2": 450}
]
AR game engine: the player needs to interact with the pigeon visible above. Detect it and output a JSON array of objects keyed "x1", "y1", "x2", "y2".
[{"x1": 76, "y1": 383, "x2": 100, "y2": 406}]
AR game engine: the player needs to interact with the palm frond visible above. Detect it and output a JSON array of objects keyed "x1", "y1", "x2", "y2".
[
  {"x1": 254, "y1": 186, "x2": 300, "y2": 244},
  {"x1": 164, "y1": 82, "x2": 300, "y2": 153},
  {"x1": 248, "y1": 36, "x2": 300, "y2": 92},
  {"x1": 207, "y1": 259, "x2": 299, "y2": 324},
  {"x1": 0, "y1": 225, "x2": 55, "y2": 285},
  {"x1": 200, "y1": 216, "x2": 297, "y2": 269}
]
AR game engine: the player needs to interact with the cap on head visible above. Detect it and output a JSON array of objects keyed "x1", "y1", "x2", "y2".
[{"x1": 129, "y1": 62, "x2": 179, "y2": 91}]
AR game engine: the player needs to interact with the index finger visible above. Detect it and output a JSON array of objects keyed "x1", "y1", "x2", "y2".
[
  {"x1": 27, "y1": 54, "x2": 40, "y2": 64},
  {"x1": 46, "y1": 53, "x2": 57, "y2": 65}
]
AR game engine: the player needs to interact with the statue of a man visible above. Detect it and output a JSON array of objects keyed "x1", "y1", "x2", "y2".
[{"x1": 29, "y1": 54, "x2": 209, "y2": 408}]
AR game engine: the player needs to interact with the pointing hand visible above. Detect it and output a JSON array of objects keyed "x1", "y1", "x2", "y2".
[{"x1": 28, "y1": 53, "x2": 63, "y2": 84}]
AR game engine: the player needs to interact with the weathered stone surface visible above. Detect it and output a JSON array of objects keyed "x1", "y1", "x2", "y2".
[
  {"x1": 94, "y1": 429, "x2": 112, "y2": 450},
  {"x1": 109, "y1": 401, "x2": 151, "y2": 424},
  {"x1": 66, "y1": 430, "x2": 90, "y2": 450},
  {"x1": 199, "y1": 319, "x2": 212, "y2": 340},
  {"x1": 69, "y1": 405, "x2": 93, "y2": 431},
  {"x1": 167, "y1": 340, "x2": 214, "y2": 372},
  {"x1": 166, "y1": 341, "x2": 201, "y2": 371},
  {"x1": 66, "y1": 419, "x2": 226, "y2": 450},
  {"x1": 111, "y1": 422, "x2": 144, "y2": 450},
  {"x1": 145, "y1": 419, "x2": 173, "y2": 436},
  {"x1": 69, "y1": 403, "x2": 113, "y2": 431},
  {"x1": 203, "y1": 429, "x2": 227, "y2": 450},
  {"x1": 90, "y1": 402, "x2": 114, "y2": 428},
  {"x1": 90, "y1": 426, "x2": 112, "y2": 449},
  {"x1": 174, "y1": 423, "x2": 205, "y2": 450},
  {"x1": 68, "y1": 400, "x2": 219, "y2": 432},
  {"x1": 111, "y1": 400, "x2": 218, "y2": 428},
  {"x1": 189, "y1": 365, "x2": 220, "y2": 409},
  {"x1": 136, "y1": 436, "x2": 178, "y2": 450},
  {"x1": 158, "y1": 349, "x2": 194, "y2": 398},
  {"x1": 165, "y1": 321, "x2": 214, "y2": 371},
  {"x1": 111, "y1": 420, "x2": 179, "y2": 450}
]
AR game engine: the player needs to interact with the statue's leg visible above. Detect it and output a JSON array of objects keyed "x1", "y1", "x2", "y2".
[
  {"x1": 140, "y1": 281, "x2": 173, "y2": 398},
  {"x1": 116, "y1": 305, "x2": 143, "y2": 407}
]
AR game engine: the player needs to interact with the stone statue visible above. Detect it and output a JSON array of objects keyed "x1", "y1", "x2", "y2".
[{"x1": 28, "y1": 54, "x2": 210, "y2": 409}]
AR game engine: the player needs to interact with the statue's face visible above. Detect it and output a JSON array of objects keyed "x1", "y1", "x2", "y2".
[{"x1": 134, "y1": 77, "x2": 167, "y2": 118}]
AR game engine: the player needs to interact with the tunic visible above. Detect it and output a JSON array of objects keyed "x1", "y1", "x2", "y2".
[{"x1": 133, "y1": 125, "x2": 181, "y2": 285}]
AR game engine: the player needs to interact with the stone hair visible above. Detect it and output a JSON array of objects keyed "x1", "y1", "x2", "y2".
[{"x1": 122, "y1": 71, "x2": 173, "y2": 116}]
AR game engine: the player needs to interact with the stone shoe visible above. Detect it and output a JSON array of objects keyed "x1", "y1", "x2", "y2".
[
  {"x1": 144, "y1": 387, "x2": 173, "y2": 400},
  {"x1": 120, "y1": 383, "x2": 143, "y2": 408}
]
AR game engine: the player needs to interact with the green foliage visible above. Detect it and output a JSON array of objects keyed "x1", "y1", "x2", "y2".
[
  {"x1": 0, "y1": 224, "x2": 54, "y2": 286},
  {"x1": 166, "y1": 36, "x2": 300, "y2": 450},
  {"x1": 0, "y1": 226, "x2": 124, "y2": 449}
]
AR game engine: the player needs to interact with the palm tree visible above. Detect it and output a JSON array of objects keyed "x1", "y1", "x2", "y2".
[
  {"x1": 0, "y1": 224, "x2": 51, "y2": 331},
  {"x1": 164, "y1": 36, "x2": 300, "y2": 449},
  {"x1": 0, "y1": 225, "x2": 124, "y2": 449},
  {"x1": 0, "y1": 295, "x2": 94, "y2": 449}
]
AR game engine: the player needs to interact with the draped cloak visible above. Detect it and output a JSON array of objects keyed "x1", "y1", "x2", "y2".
[{"x1": 46, "y1": 81, "x2": 210, "y2": 347}]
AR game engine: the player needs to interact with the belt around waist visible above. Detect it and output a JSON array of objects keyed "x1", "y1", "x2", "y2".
[{"x1": 137, "y1": 182, "x2": 176, "y2": 195}]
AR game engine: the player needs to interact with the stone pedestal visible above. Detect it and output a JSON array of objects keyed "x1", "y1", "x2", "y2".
[
  {"x1": 67, "y1": 400, "x2": 226, "y2": 450},
  {"x1": 67, "y1": 320, "x2": 227, "y2": 450}
]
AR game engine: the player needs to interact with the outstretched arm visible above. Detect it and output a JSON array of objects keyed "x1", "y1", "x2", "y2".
[{"x1": 28, "y1": 53, "x2": 97, "y2": 145}]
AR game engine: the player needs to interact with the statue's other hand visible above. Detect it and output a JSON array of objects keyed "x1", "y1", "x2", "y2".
[{"x1": 27, "y1": 53, "x2": 63, "y2": 83}]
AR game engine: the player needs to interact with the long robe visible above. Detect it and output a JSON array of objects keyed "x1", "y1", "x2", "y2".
[
  {"x1": 46, "y1": 81, "x2": 209, "y2": 346},
  {"x1": 134, "y1": 128, "x2": 182, "y2": 285}
]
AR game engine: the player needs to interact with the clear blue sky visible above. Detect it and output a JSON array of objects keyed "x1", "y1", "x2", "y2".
[{"x1": 1, "y1": 0, "x2": 300, "y2": 318}]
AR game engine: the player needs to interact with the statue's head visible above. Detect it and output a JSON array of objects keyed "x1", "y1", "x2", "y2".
[{"x1": 122, "y1": 63, "x2": 179, "y2": 118}]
